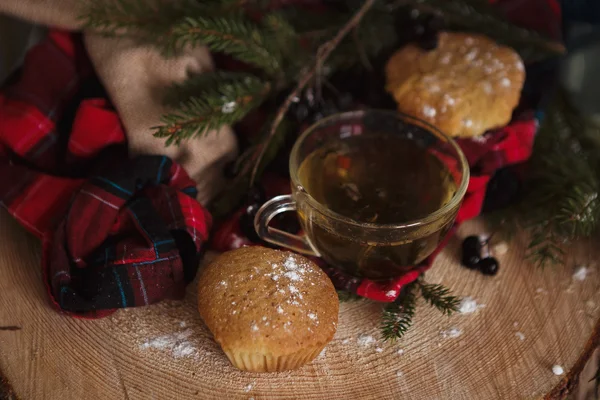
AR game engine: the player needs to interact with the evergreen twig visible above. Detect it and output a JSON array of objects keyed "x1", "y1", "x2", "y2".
[
  {"x1": 155, "y1": 72, "x2": 271, "y2": 145},
  {"x1": 381, "y1": 282, "x2": 417, "y2": 342},
  {"x1": 416, "y1": 280, "x2": 460, "y2": 316},
  {"x1": 170, "y1": 15, "x2": 284, "y2": 75},
  {"x1": 248, "y1": 0, "x2": 378, "y2": 186},
  {"x1": 490, "y1": 90, "x2": 600, "y2": 267},
  {"x1": 80, "y1": 0, "x2": 206, "y2": 47}
]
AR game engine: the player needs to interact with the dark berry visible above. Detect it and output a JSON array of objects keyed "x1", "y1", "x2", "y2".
[
  {"x1": 414, "y1": 24, "x2": 426, "y2": 36},
  {"x1": 425, "y1": 14, "x2": 445, "y2": 33},
  {"x1": 478, "y1": 257, "x2": 500, "y2": 276},
  {"x1": 461, "y1": 235, "x2": 482, "y2": 269},
  {"x1": 209, "y1": 209, "x2": 253, "y2": 252},
  {"x1": 291, "y1": 101, "x2": 311, "y2": 123},
  {"x1": 417, "y1": 31, "x2": 439, "y2": 51},
  {"x1": 247, "y1": 185, "x2": 266, "y2": 206},
  {"x1": 239, "y1": 203, "x2": 262, "y2": 243}
]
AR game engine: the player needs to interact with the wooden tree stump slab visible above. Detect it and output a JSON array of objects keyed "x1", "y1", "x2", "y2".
[{"x1": 0, "y1": 211, "x2": 598, "y2": 399}]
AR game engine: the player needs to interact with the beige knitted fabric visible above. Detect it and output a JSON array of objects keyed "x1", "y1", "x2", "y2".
[{"x1": 0, "y1": 0, "x2": 238, "y2": 204}]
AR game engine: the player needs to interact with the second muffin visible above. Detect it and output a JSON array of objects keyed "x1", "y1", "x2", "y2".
[{"x1": 197, "y1": 247, "x2": 339, "y2": 372}]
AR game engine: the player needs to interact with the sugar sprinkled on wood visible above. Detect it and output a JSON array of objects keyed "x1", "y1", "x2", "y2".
[
  {"x1": 357, "y1": 334, "x2": 376, "y2": 347},
  {"x1": 573, "y1": 266, "x2": 589, "y2": 281},
  {"x1": 552, "y1": 365, "x2": 564, "y2": 376},
  {"x1": 140, "y1": 329, "x2": 198, "y2": 358},
  {"x1": 458, "y1": 297, "x2": 485, "y2": 314},
  {"x1": 440, "y1": 327, "x2": 462, "y2": 338}
]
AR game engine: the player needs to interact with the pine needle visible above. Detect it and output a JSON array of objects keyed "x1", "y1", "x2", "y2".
[
  {"x1": 155, "y1": 72, "x2": 271, "y2": 145},
  {"x1": 169, "y1": 14, "x2": 284, "y2": 75},
  {"x1": 380, "y1": 282, "x2": 417, "y2": 342},
  {"x1": 416, "y1": 280, "x2": 460, "y2": 316}
]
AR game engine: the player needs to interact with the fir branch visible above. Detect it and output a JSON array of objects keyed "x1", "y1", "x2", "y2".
[
  {"x1": 525, "y1": 225, "x2": 565, "y2": 268},
  {"x1": 416, "y1": 280, "x2": 460, "y2": 316},
  {"x1": 492, "y1": 90, "x2": 600, "y2": 267},
  {"x1": 169, "y1": 14, "x2": 284, "y2": 76},
  {"x1": 155, "y1": 72, "x2": 271, "y2": 145},
  {"x1": 248, "y1": 0, "x2": 378, "y2": 186},
  {"x1": 380, "y1": 282, "x2": 417, "y2": 342},
  {"x1": 80, "y1": 0, "x2": 205, "y2": 44}
]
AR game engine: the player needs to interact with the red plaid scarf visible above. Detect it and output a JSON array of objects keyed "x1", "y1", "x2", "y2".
[{"x1": 0, "y1": 32, "x2": 210, "y2": 318}]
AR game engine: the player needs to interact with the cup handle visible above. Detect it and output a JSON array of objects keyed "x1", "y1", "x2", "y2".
[{"x1": 254, "y1": 194, "x2": 320, "y2": 257}]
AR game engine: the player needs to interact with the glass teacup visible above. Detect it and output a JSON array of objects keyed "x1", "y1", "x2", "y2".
[{"x1": 255, "y1": 110, "x2": 469, "y2": 280}]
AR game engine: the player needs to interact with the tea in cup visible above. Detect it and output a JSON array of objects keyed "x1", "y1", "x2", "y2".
[{"x1": 255, "y1": 110, "x2": 469, "y2": 280}]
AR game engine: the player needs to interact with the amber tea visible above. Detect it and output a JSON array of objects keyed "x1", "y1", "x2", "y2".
[
  {"x1": 296, "y1": 133, "x2": 458, "y2": 280},
  {"x1": 255, "y1": 110, "x2": 468, "y2": 281}
]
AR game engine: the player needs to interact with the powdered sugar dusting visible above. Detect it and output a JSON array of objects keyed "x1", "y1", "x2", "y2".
[
  {"x1": 423, "y1": 105, "x2": 437, "y2": 118},
  {"x1": 465, "y1": 49, "x2": 478, "y2": 62},
  {"x1": 573, "y1": 266, "x2": 589, "y2": 281},
  {"x1": 357, "y1": 334, "x2": 376, "y2": 347},
  {"x1": 141, "y1": 329, "x2": 197, "y2": 358},
  {"x1": 221, "y1": 101, "x2": 237, "y2": 114},
  {"x1": 284, "y1": 271, "x2": 300, "y2": 281},
  {"x1": 444, "y1": 95, "x2": 456, "y2": 106},
  {"x1": 440, "y1": 327, "x2": 462, "y2": 338},
  {"x1": 552, "y1": 365, "x2": 564, "y2": 376},
  {"x1": 458, "y1": 297, "x2": 485, "y2": 314},
  {"x1": 385, "y1": 290, "x2": 397, "y2": 298}
]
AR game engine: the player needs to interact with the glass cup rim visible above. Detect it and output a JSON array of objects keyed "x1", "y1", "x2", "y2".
[{"x1": 289, "y1": 109, "x2": 470, "y2": 230}]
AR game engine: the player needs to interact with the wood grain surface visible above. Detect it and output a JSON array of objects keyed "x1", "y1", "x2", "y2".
[{"x1": 0, "y1": 210, "x2": 599, "y2": 400}]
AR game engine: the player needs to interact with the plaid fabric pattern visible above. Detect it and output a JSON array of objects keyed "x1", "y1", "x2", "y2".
[{"x1": 0, "y1": 31, "x2": 211, "y2": 318}]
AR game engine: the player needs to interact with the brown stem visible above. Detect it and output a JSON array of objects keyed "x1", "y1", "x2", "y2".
[{"x1": 248, "y1": 0, "x2": 378, "y2": 186}]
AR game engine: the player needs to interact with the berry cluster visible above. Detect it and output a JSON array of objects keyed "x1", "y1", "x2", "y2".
[
  {"x1": 289, "y1": 87, "x2": 355, "y2": 126},
  {"x1": 461, "y1": 236, "x2": 500, "y2": 276}
]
